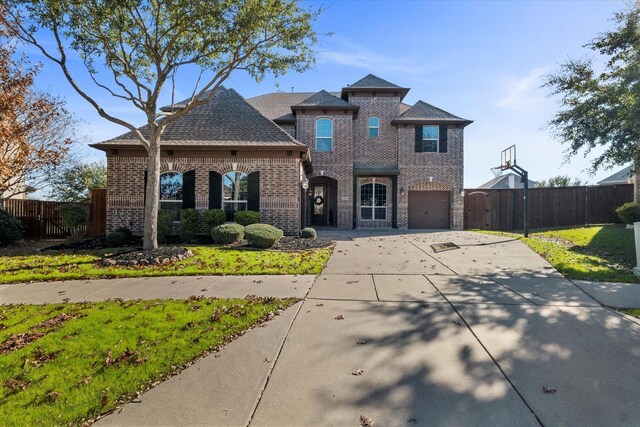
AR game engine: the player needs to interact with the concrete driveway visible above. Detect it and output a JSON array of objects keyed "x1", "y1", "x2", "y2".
[{"x1": 99, "y1": 230, "x2": 640, "y2": 427}]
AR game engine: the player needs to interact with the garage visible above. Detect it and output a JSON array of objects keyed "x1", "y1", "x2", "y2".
[{"x1": 408, "y1": 191, "x2": 450, "y2": 229}]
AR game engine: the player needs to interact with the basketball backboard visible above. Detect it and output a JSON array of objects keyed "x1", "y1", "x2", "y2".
[{"x1": 500, "y1": 145, "x2": 516, "y2": 171}]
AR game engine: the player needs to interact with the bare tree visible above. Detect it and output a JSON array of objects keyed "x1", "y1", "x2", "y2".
[{"x1": 1, "y1": 0, "x2": 321, "y2": 250}]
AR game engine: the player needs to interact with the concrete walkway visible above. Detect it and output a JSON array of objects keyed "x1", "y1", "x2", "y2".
[{"x1": 3, "y1": 230, "x2": 640, "y2": 426}]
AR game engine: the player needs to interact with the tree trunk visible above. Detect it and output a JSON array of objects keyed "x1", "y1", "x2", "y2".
[
  {"x1": 143, "y1": 131, "x2": 161, "y2": 251},
  {"x1": 635, "y1": 147, "x2": 640, "y2": 204}
]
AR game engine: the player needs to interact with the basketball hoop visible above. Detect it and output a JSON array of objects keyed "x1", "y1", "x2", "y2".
[{"x1": 497, "y1": 144, "x2": 530, "y2": 237}]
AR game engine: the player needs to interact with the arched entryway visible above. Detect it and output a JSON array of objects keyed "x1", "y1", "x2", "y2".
[{"x1": 307, "y1": 176, "x2": 338, "y2": 227}]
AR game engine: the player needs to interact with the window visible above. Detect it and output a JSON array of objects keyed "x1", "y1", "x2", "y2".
[
  {"x1": 159, "y1": 172, "x2": 183, "y2": 220},
  {"x1": 223, "y1": 171, "x2": 248, "y2": 219},
  {"x1": 368, "y1": 117, "x2": 379, "y2": 138},
  {"x1": 422, "y1": 125, "x2": 439, "y2": 152},
  {"x1": 316, "y1": 118, "x2": 333, "y2": 151},
  {"x1": 360, "y1": 182, "x2": 387, "y2": 220}
]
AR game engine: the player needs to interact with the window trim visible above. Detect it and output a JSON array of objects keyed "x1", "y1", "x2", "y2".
[
  {"x1": 360, "y1": 181, "x2": 388, "y2": 221},
  {"x1": 422, "y1": 125, "x2": 439, "y2": 152},
  {"x1": 222, "y1": 171, "x2": 249, "y2": 216},
  {"x1": 315, "y1": 117, "x2": 334, "y2": 152},
  {"x1": 368, "y1": 116, "x2": 379, "y2": 138}
]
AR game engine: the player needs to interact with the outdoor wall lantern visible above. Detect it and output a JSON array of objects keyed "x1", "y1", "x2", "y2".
[
  {"x1": 459, "y1": 188, "x2": 465, "y2": 197},
  {"x1": 400, "y1": 187, "x2": 405, "y2": 195},
  {"x1": 110, "y1": 149, "x2": 118, "y2": 155}
]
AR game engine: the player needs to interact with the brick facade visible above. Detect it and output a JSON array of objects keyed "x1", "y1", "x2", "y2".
[{"x1": 106, "y1": 152, "x2": 301, "y2": 236}]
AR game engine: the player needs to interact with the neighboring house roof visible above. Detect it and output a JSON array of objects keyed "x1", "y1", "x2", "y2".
[
  {"x1": 597, "y1": 165, "x2": 634, "y2": 185},
  {"x1": 91, "y1": 87, "x2": 306, "y2": 150},
  {"x1": 477, "y1": 173, "x2": 537, "y2": 189},
  {"x1": 392, "y1": 101, "x2": 473, "y2": 126}
]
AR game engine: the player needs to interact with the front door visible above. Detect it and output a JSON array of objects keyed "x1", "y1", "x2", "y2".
[{"x1": 310, "y1": 184, "x2": 327, "y2": 226}]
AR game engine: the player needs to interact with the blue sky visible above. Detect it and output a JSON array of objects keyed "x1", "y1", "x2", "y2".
[{"x1": 28, "y1": 0, "x2": 627, "y2": 188}]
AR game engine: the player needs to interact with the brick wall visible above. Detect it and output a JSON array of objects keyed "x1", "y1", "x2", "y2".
[
  {"x1": 296, "y1": 112, "x2": 354, "y2": 229},
  {"x1": 350, "y1": 95, "x2": 400, "y2": 165},
  {"x1": 106, "y1": 153, "x2": 302, "y2": 236}
]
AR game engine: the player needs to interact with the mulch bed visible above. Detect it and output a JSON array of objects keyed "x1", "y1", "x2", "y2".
[
  {"x1": 270, "y1": 236, "x2": 334, "y2": 251},
  {"x1": 100, "y1": 246, "x2": 193, "y2": 267}
]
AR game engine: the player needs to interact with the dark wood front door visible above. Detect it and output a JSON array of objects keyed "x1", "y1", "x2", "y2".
[
  {"x1": 408, "y1": 191, "x2": 450, "y2": 229},
  {"x1": 310, "y1": 184, "x2": 327, "y2": 225}
]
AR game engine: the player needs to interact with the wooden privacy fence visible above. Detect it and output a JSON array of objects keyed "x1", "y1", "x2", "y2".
[
  {"x1": 464, "y1": 184, "x2": 634, "y2": 231},
  {"x1": 3, "y1": 189, "x2": 107, "y2": 240}
]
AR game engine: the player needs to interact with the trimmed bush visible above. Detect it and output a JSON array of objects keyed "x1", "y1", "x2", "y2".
[
  {"x1": 157, "y1": 209, "x2": 175, "y2": 243},
  {"x1": 211, "y1": 223, "x2": 245, "y2": 245},
  {"x1": 106, "y1": 231, "x2": 125, "y2": 247},
  {"x1": 300, "y1": 227, "x2": 317, "y2": 239},
  {"x1": 234, "y1": 210, "x2": 260, "y2": 226},
  {"x1": 616, "y1": 202, "x2": 640, "y2": 225},
  {"x1": 244, "y1": 223, "x2": 283, "y2": 249},
  {"x1": 0, "y1": 209, "x2": 24, "y2": 246},
  {"x1": 203, "y1": 209, "x2": 226, "y2": 230},
  {"x1": 180, "y1": 209, "x2": 199, "y2": 242},
  {"x1": 114, "y1": 227, "x2": 133, "y2": 240},
  {"x1": 58, "y1": 203, "x2": 88, "y2": 229}
]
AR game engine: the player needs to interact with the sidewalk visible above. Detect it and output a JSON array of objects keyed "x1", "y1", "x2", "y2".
[{"x1": 0, "y1": 275, "x2": 316, "y2": 304}]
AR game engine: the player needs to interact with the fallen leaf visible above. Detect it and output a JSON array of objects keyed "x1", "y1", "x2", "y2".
[
  {"x1": 334, "y1": 315, "x2": 345, "y2": 320},
  {"x1": 356, "y1": 339, "x2": 368, "y2": 345},
  {"x1": 452, "y1": 321, "x2": 463, "y2": 326},
  {"x1": 360, "y1": 415, "x2": 374, "y2": 427},
  {"x1": 543, "y1": 385, "x2": 557, "y2": 393},
  {"x1": 352, "y1": 369, "x2": 365, "y2": 376}
]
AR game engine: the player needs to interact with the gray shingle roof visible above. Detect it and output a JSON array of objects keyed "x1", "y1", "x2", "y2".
[
  {"x1": 93, "y1": 87, "x2": 305, "y2": 148},
  {"x1": 400, "y1": 101, "x2": 467, "y2": 121},
  {"x1": 348, "y1": 74, "x2": 400, "y2": 88},
  {"x1": 294, "y1": 90, "x2": 355, "y2": 107},
  {"x1": 477, "y1": 173, "x2": 537, "y2": 189},
  {"x1": 597, "y1": 165, "x2": 634, "y2": 185},
  {"x1": 247, "y1": 92, "x2": 342, "y2": 121}
]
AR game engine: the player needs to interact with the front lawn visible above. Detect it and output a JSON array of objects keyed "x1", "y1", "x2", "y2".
[
  {"x1": 0, "y1": 245, "x2": 332, "y2": 284},
  {"x1": 0, "y1": 297, "x2": 296, "y2": 425},
  {"x1": 476, "y1": 225, "x2": 637, "y2": 283}
]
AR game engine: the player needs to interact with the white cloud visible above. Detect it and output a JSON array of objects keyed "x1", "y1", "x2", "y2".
[{"x1": 494, "y1": 66, "x2": 553, "y2": 110}]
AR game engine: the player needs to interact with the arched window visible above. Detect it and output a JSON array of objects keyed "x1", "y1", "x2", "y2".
[
  {"x1": 368, "y1": 117, "x2": 379, "y2": 138},
  {"x1": 316, "y1": 118, "x2": 333, "y2": 152},
  {"x1": 160, "y1": 172, "x2": 183, "y2": 219},
  {"x1": 223, "y1": 171, "x2": 248, "y2": 219},
  {"x1": 360, "y1": 182, "x2": 387, "y2": 220}
]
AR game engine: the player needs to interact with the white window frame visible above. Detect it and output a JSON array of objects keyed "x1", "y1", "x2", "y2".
[
  {"x1": 315, "y1": 118, "x2": 333, "y2": 152},
  {"x1": 422, "y1": 125, "x2": 439, "y2": 152},
  {"x1": 159, "y1": 172, "x2": 183, "y2": 220},
  {"x1": 222, "y1": 171, "x2": 248, "y2": 216},
  {"x1": 360, "y1": 181, "x2": 387, "y2": 221},
  {"x1": 368, "y1": 117, "x2": 379, "y2": 138}
]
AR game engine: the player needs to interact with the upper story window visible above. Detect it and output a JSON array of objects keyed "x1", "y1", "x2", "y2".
[
  {"x1": 160, "y1": 172, "x2": 183, "y2": 219},
  {"x1": 422, "y1": 125, "x2": 439, "y2": 152},
  {"x1": 368, "y1": 117, "x2": 379, "y2": 138},
  {"x1": 316, "y1": 118, "x2": 333, "y2": 152}
]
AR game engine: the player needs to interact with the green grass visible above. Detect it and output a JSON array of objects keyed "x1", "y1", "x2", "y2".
[
  {"x1": 0, "y1": 245, "x2": 333, "y2": 284},
  {"x1": 0, "y1": 297, "x2": 296, "y2": 425},
  {"x1": 475, "y1": 225, "x2": 637, "y2": 283},
  {"x1": 622, "y1": 309, "x2": 640, "y2": 318}
]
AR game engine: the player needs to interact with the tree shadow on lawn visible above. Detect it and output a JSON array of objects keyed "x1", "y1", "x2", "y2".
[{"x1": 280, "y1": 283, "x2": 640, "y2": 425}]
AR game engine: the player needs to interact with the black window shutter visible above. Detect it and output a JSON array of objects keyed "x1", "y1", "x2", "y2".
[
  {"x1": 439, "y1": 125, "x2": 448, "y2": 153},
  {"x1": 247, "y1": 171, "x2": 260, "y2": 211},
  {"x1": 182, "y1": 170, "x2": 196, "y2": 209},
  {"x1": 208, "y1": 171, "x2": 222, "y2": 209},
  {"x1": 414, "y1": 125, "x2": 423, "y2": 152}
]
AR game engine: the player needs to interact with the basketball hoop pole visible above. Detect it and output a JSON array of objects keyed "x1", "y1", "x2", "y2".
[{"x1": 499, "y1": 145, "x2": 529, "y2": 238}]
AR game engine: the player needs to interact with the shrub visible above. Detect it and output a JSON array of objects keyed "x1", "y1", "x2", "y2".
[
  {"x1": 234, "y1": 210, "x2": 260, "y2": 226},
  {"x1": 616, "y1": 202, "x2": 640, "y2": 225},
  {"x1": 180, "y1": 209, "x2": 199, "y2": 242},
  {"x1": 211, "y1": 223, "x2": 244, "y2": 245},
  {"x1": 114, "y1": 227, "x2": 133, "y2": 240},
  {"x1": 58, "y1": 204, "x2": 89, "y2": 240},
  {"x1": 300, "y1": 227, "x2": 317, "y2": 239},
  {"x1": 0, "y1": 210, "x2": 24, "y2": 246},
  {"x1": 157, "y1": 209, "x2": 175, "y2": 243},
  {"x1": 244, "y1": 223, "x2": 283, "y2": 249},
  {"x1": 106, "y1": 231, "x2": 125, "y2": 247},
  {"x1": 203, "y1": 209, "x2": 226, "y2": 230}
]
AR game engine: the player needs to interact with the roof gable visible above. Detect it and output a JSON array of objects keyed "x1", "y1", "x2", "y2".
[
  {"x1": 93, "y1": 87, "x2": 305, "y2": 149},
  {"x1": 294, "y1": 90, "x2": 354, "y2": 107},
  {"x1": 597, "y1": 165, "x2": 634, "y2": 185},
  {"x1": 393, "y1": 100, "x2": 472, "y2": 126},
  {"x1": 348, "y1": 74, "x2": 400, "y2": 88}
]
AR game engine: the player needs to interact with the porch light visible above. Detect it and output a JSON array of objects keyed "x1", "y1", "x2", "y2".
[
  {"x1": 460, "y1": 188, "x2": 465, "y2": 197},
  {"x1": 400, "y1": 187, "x2": 405, "y2": 195}
]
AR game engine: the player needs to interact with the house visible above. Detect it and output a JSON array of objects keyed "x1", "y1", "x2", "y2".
[
  {"x1": 597, "y1": 165, "x2": 634, "y2": 186},
  {"x1": 92, "y1": 74, "x2": 472, "y2": 235},
  {"x1": 478, "y1": 173, "x2": 537, "y2": 190}
]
